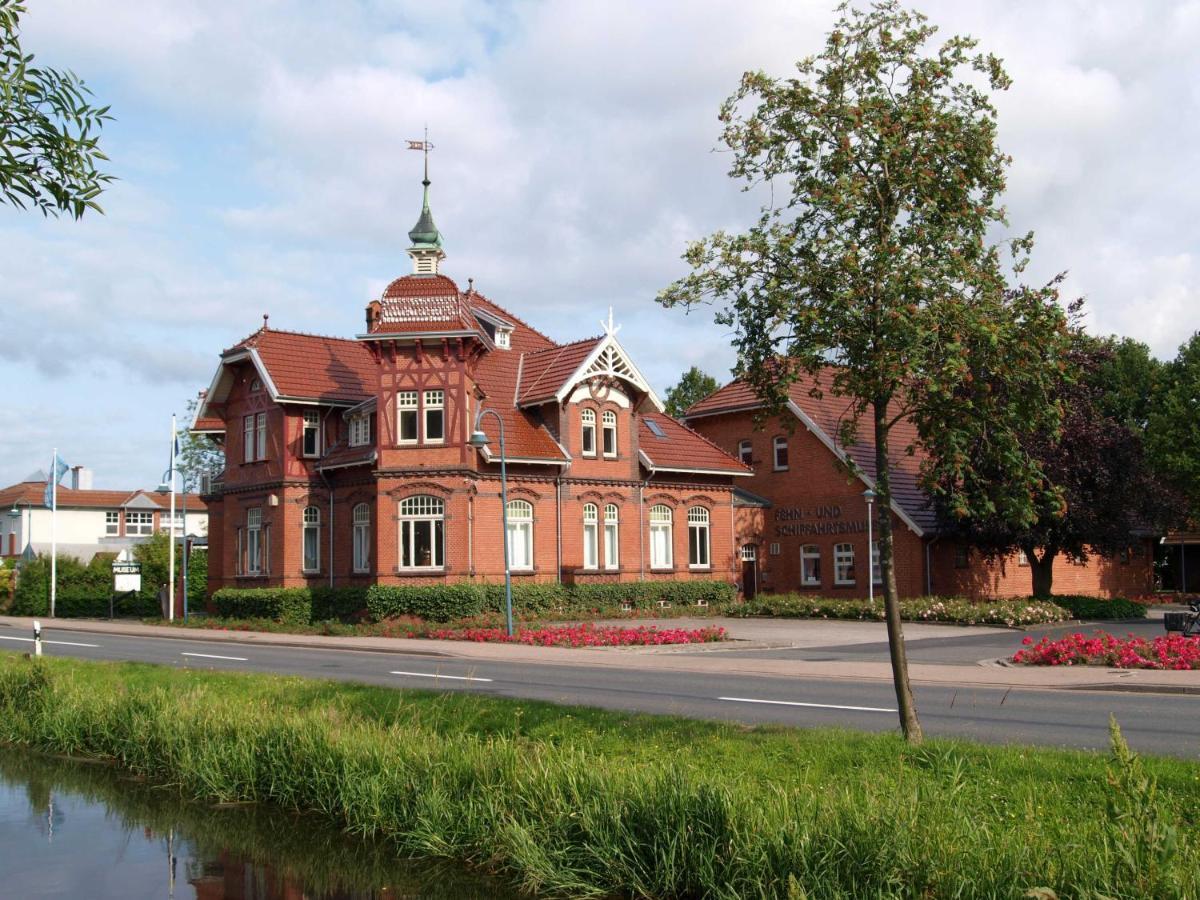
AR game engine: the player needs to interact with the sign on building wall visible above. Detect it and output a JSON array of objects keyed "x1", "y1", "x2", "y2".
[{"x1": 773, "y1": 505, "x2": 868, "y2": 538}]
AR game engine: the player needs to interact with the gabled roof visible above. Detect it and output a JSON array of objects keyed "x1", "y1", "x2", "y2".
[
  {"x1": 637, "y1": 412, "x2": 753, "y2": 476},
  {"x1": 0, "y1": 481, "x2": 209, "y2": 512},
  {"x1": 515, "y1": 333, "x2": 664, "y2": 411},
  {"x1": 684, "y1": 370, "x2": 935, "y2": 534}
]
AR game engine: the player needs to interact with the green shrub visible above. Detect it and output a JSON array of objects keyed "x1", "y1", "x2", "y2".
[
  {"x1": 9, "y1": 553, "x2": 157, "y2": 618},
  {"x1": 366, "y1": 583, "x2": 488, "y2": 622},
  {"x1": 212, "y1": 588, "x2": 312, "y2": 626},
  {"x1": 311, "y1": 586, "x2": 369, "y2": 621},
  {"x1": 1048, "y1": 594, "x2": 1146, "y2": 620},
  {"x1": 731, "y1": 594, "x2": 1069, "y2": 627}
]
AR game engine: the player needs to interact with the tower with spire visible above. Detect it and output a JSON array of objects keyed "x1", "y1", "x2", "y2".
[{"x1": 407, "y1": 136, "x2": 444, "y2": 275}]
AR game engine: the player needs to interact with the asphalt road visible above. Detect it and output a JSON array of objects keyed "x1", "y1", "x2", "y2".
[{"x1": 2, "y1": 625, "x2": 1199, "y2": 760}]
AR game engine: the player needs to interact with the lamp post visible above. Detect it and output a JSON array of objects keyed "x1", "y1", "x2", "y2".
[
  {"x1": 468, "y1": 408, "x2": 514, "y2": 637},
  {"x1": 7, "y1": 499, "x2": 32, "y2": 559},
  {"x1": 156, "y1": 468, "x2": 189, "y2": 622},
  {"x1": 863, "y1": 488, "x2": 877, "y2": 603}
]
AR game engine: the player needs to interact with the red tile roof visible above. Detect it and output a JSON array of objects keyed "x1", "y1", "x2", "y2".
[
  {"x1": 685, "y1": 370, "x2": 935, "y2": 531},
  {"x1": 0, "y1": 482, "x2": 208, "y2": 512},
  {"x1": 317, "y1": 444, "x2": 376, "y2": 471},
  {"x1": 230, "y1": 329, "x2": 377, "y2": 404},
  {"x1": 638, "y1": 413, "x2": 752, "y2": 475},
  {"x1": 516, "y1": 337, "x2": 602, "y2": 406},
  {"x1": 374, "y1": 274, "x2": 481, "y2": 334}
]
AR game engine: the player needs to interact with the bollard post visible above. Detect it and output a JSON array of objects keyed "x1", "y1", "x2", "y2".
[{"x1": 33, "y1": 620, "x2": 42, "y2": 657}]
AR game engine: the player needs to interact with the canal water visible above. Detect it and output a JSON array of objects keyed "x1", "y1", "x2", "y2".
[{"x1": 0, "y1": 749, "x2": 523, "y2": 899}]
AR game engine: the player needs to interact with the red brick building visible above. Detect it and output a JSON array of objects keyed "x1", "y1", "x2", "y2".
[
  {"x1": 194, "y1": 177, "x2": 750, "y2": 595},
  {"x1": 684, "y1": 372, "x2": 1156, "y2": 599}
]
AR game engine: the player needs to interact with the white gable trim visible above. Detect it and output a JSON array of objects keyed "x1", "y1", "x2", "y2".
[
  {"x1": 550, "y1": 335, "x2": 664, "y2": 412},
  {"x1": 785, "y1": 399, "x2": 925, "y2": 537}
]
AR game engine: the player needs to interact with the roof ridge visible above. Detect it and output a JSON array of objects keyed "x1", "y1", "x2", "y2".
[
  {"x1": 525, "y1": 334, "x2": 602, "y2": 356},
  {"x1": 468, "y1": 293, "x2": 557, "y2": 346},
  {"x1": 224, "y1": 325, "x2": 367, "y2": 356},
  {"x1": 643, "y1": 411, "x2": 751, "y2": 471}
]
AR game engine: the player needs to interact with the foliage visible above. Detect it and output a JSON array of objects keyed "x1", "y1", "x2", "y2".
[
  {"x1": 178, "y1": 397, "x2": 225, "y2": 490},
  {"x1": 211, "y1": 588, "x2": 314, "y2": 627},
  {"x1": 311, "y1": 585, "x2": 368, "y2": 621},
  {"x1": 0, "y1": 0, "x2": 112, "y2": 217},
  {"x1": 1045, "y1": 594, "x2": 1146, "y2": 621},
  {"x1": 2, "y1": 656, "x2": 1200, "y2": 898},
  {"x1": 659, "y1": 0, "x2": 1076, "y2": 742},
  {"x1": 186, "y1": 546, "x2": 208, "y2": 611},
  {"x1": 1147, "y1": 332, "x2": 1200, "y2": 521},
  {"x1": 939, "y1": 334, "x2": 1178, "y2": 597},
  {"x1": 10, "y1": 553, "x2": 157, "y2": 617},
  {"x1": 1094, "y1": 336, "x2": 1163, "y2": 431},
  {"x1": 417, "y1": 622, "x2": 728, "y2": 646},
  {"x1": 663, "y1": 366, "x2": 720, "y2": 418},
  {"x1": 1013, "y1": 632, "x2": 1200, "y2": 671},
  {"x1": 731, "y1": 593, "x2": 1068, "y2": 626},
  {"x1": 0, "y1": 563, "x2": 12, "y2": 612}
]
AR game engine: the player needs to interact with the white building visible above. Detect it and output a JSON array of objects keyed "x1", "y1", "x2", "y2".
[{"x1": 0, "y1": 467, "x2": 208, "y2": 564}]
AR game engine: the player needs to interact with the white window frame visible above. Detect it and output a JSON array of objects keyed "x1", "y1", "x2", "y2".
[
  {"x1": 687, "y1": 506, "x2": 710, "y2": 569},
  {"x1": 506, "y1": 499, "x2": 534, "y2": 571},
  {"x1": 398, "y1": 495, "x2": 445, "y2": 570},
  {"x1": 302, "y1": 411, "x2": 322, "y2": 458},
  {"x1": 581, "y1": 409, "x2": 596, "y2": 457},
  {"x1": 738, "y1": 439, "x2": 753, "y2": 466},
  {"x1": 348, "y1": 414, "x2": 371, "y2": 448},
  {"x1": 243, "y1": 415, "x2": 255, "y2": 463},
  {"x1": 649, "y1": 504, "x2": 673, "y2": 570},
  {"x1": 871, "y1": 541, "x2": 882, "y2": 586},
  {"x1": 801, "y1": 544, "x2": 821, "y2": 586},
  {"x1": 256, "y1": 412, "x2": 268, "y2": 461},
  {"x1": 834, "y1": 542, "x2": 855, "y2": 585},
  {"x1": 246, "y1": 508, "x2": 262, "y2": 575},
  {"x1": 302, "y1": 506, "x2": 320, "y2": 573},
  {"x1": 773, "y1": 435, "x2": 788, "y2": 471},
  {"x1": 582, "y1": 503, "x2": 598, "y2": 570},
  {"x1": 495, "y1": 328, "x2": 511, "y2": 349},
  {"x1": 602, "y1": 410, "x2": 617, "y2": 458},
  {"x1": 125, "y1": 510, "x2": 154, "y2": 536},
  {"x1": 604, "y1": 504, "x2": 620, "y2": 571},
  {"x1": 423, "y1": 390, "x2": 445, "y2": 444},
  {"x1": 105, "y1": 511, "x2": 119, "y2": 535},
  {"x1": 397, "y1": 391, "x2": 418, "y2": 445},
  {"x1": 352, "y1": 503, "x2": 371, "y2": 573}
]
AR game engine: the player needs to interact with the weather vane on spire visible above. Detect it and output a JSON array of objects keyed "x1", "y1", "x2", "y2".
[{"x1": 407, "y1": 126, "x2": 434, "y2": 184}]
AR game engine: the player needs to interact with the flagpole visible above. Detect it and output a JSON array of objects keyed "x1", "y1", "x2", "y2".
[
  {"x1": 50, "y1": 447, "x2": 57, "y2": 618},
  {"x1": 168, "y1": 414, "x2": 176, "y2": 622}
]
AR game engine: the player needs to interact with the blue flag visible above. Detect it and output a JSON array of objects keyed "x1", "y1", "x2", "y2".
[{"x1": 43, "y1": 453, "x2": 70, "y2": 508}]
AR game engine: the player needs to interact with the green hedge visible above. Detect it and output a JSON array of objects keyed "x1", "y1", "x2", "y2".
[
  {"x1": 11, "y1": 554, "x2": 159, "y2": 618},
  {"x1": 311, "y1": 586, "x2": 369, "y2": 621},
  {"x1": 1047, "y1": 594, "x2": 1147, "y2": 620},
  {"x1": 212, "y1": 588, "x2": 313, "y2": 626},
  {"x1": 731, "y1": 594, "x2": 1070, "y2": 627}
]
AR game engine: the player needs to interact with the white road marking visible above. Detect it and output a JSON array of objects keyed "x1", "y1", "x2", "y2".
[
  {"x1": 390, "y1": 670, "x2": 493, "y2": 683},
  {"x1": 719, "y1": 696, "x2": 896, "y2": 713},
  {"x1": 0, "y1": 635, "x2": 100, "y2": 648},
  {"x1": 181, "y1": 652, "x2": 248, "y2": 662}
]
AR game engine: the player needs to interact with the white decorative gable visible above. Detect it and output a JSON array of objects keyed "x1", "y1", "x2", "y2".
[{"x1": 554, "y1": 335, "x2": 663, "y2": 411}]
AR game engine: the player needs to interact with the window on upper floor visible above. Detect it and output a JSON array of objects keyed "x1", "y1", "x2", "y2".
[
  {"x1": 243, "y1": 415, "x2": 255, "y2": 463},
  {"x1": 738, "y1": 440, "x2": 753, "y2": 466},
  {"x1": 349, "y1": 414, "x2": 371, "y2": 448},
  {"x1": 602, "y1": 410, "x2": 617, "y2": 458},
  {"x1": 256, "y1": 413, "x2": 268, "y2": 460},
  {"x1": 495, "y1": 328, "x2": 511, "y2": 349},
  {"x1": 581, "y1": 409, "x2": 596, "y2": 457},
  {"x1": 424, "y1": 390, "x2": 445, "y2": 443},
  {"x1": 105, "y1": 511, "x2": 119, "y2": 535},
  {"x1": 302, "y1": 411, "x2": 322, "y2": 458},
  {"x1": 773, "y1": 436, "x2": 788, "y2": 471},
  {"x1": 125, "y1": 511, "x2": 153, "y2": 536},
  {"x1": 397, "y1": 392, "x2": 418, "y2": 444}
]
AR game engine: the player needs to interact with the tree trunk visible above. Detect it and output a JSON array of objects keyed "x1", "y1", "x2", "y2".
[
  {"x1": 1028, "y1": 546, "x2": 1056, "y2": 599},
  {"x1": 874, "y1": 397, "x2": 923, "y2": 744}
]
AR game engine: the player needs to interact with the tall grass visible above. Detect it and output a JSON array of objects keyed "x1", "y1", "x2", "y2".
[{"x1": 1, "y1": 655, "x2": 1198, "y2": 898}]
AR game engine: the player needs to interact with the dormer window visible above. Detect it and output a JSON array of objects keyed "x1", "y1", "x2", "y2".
[
  {"x1": 250, "y1": 376, "x2": 262, "y2": 393},
  {"x1": 495, "y1": 328, "x2": 511, "y2": 349},
  {"x1": 302, "y1": 411, "x2": 322, "y2": 458},
  {"x1": 349, "y1": 414, "x2": 371, "y2": 447}
]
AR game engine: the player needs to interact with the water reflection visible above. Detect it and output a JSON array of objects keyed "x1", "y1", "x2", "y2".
[{"x1": 0, "y1": 749, "x2": 523, "y2": 899}]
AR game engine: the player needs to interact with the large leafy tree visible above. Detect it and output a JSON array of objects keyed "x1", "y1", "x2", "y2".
[
  {"x1": 659, "y1": 0, "x2": 1071, "y2": 743},
  {"x1": 1, "y1": 0, "x2": 112, "y2": 217},
  {"x1": 664, "y1": 366, "x2": 720, "y2": 419},
  {"x1": 943, "y1": 334, "x2": 1176, "y2": 598},
  {"x1": 177, "y1": 398, "x2": 225, "y2": 491},
  {"x1": 1148, "y1": 332, "x2": 1200, "y2": 522},
  {"x1": 1093, "y1": 336, "x2": 1162, "y2": 432}
]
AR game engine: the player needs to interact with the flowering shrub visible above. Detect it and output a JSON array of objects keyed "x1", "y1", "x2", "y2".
[
  {"x1": 1012, "y1": 631, "x2": 1200, "y2": 670},
  {"x1": 418, "y1": 622, "x2": 728, "y2": 647},
  {"x1": 731, "y1": 595, "x2": 1069, "y2": 627}
]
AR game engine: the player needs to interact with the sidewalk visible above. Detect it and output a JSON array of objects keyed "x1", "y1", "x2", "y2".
[{"x1": 3, "y1": 614, "x2": 1200, "y2": 695}]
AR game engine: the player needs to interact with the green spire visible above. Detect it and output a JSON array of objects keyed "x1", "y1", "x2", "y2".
[{"x1": 407, "y1": 146, "x2": 443, "y2": 249}]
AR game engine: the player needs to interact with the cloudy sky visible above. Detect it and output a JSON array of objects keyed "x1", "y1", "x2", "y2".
[{"x1": 1, "y1": 0, "x2": 1197, "y2": 490}]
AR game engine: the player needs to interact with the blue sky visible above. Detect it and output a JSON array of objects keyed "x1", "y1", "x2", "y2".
[{"x1": 2, "y1": 0, "x2": 1198, "y2": 490}]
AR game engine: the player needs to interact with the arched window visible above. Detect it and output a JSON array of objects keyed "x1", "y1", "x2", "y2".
[
  {"x1": 506, "y1": 500, "x2": 534, "y2": 570},
  {"x1": 398, "y1": 495, "x2": 444, "y2": 569},
  {"x1": 604, "y1": 504, "x2": 620, "y2": 570},
  {"x1": 582, "y1": 503, "x2": 598, "y2": 569},
  {"x1": 302, "y1": 506, "x2": 320, "y2": 573},
  {"x1": 352, "y1": 503, "x2": 371, "y2": 573},
  {"x1": 687, "y1": 506, "x2": 710, "y2": 569},
  {"x1": 602, "y1": 410, "x2": 617, "y2": 457},
  {"x1": 581, "y1": 409, "x2": 596, "y2": 457},
  {"x1": 649, "y1": 504, "x2": 672, "y2": 569}
]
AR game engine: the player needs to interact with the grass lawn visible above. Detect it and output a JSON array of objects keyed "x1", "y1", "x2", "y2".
[{"x1": 1, "y1": 654, "x2": 1198, "y2": 898}]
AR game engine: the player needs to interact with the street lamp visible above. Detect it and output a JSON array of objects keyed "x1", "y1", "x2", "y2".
[
  {"x1": 155, "y1": 465, "x2": 189, "y2": 622},
  {"x1": 468, "y1": 408, "x2": 514, "y2": 637},
  {"x1": 863, "y1": 487, "x2": 877, "y2": 603},
  {"x1": 8, "y1": 499, "x2": 32, "y2": 560}
]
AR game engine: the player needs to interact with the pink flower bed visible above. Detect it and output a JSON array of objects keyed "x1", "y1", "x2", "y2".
[
  {"x1": 1012, "y1": 631, "x2": 1200, "y2": 670},
  {"x1": 418, "y1": 622, "x2": 728, "y2": 647}
]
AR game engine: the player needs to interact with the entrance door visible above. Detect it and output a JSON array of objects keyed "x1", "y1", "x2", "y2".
[{"x1": 740, "y1": 544, "x2": 758, "y2": 599}]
